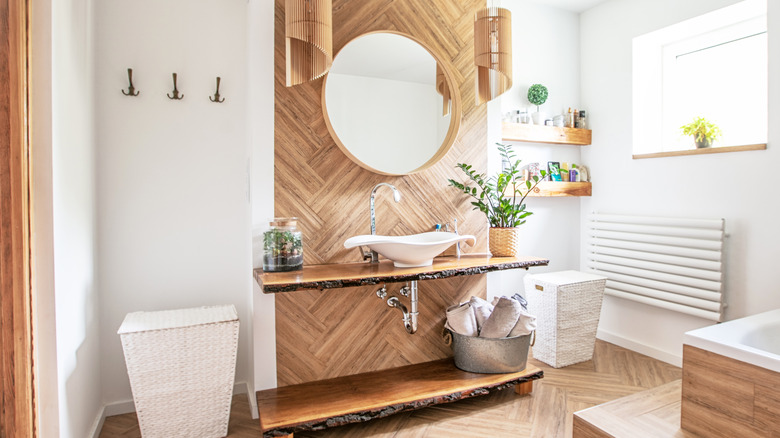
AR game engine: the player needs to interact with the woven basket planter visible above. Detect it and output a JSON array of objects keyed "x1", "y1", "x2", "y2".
[{"x1": 489, "y1": 227, "x2": 519, "y2": 256}]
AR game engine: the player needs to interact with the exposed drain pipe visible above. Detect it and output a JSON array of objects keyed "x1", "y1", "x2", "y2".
[{"x1": 377, "y1": 281, "x2": 419, "y2": 334}]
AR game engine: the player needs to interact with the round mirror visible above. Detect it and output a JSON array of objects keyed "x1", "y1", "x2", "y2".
[{"x1": 322, "y1": 32, "x2": 462, "y2": 175}]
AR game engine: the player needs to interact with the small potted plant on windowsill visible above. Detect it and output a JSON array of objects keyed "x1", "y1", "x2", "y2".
[
  {"x1": 448, "y1": 143, "x2": 547, "y2": 257},
  {"x1": 527, "y1": 84, "x2": 549, "y2": 125},
  {"x1": 680, "y1": 116, "x2": 722, "y2": 149}
]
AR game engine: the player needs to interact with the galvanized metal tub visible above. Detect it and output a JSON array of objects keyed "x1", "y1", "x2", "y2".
[{"x1": 448, "y1": 330, "x2": 533, "y2": 374}]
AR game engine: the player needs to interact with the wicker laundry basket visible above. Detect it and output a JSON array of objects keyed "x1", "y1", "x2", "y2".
[
  {"x1": 524, "y1": 271, "x2": 606, "y2": 368},
  {"x1": 118, "y1": 305, "x2": 239, "y2": 438}
]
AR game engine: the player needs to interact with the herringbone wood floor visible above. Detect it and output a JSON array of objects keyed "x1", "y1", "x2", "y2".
[{"x1": 100, "y1": 340, "x2": 682, "y2": 437}]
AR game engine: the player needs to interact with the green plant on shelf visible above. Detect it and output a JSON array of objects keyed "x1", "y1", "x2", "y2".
[
  {"x1": 448, "y1": 143, "x2": 547, "y2": 228},
  {"x1": 527, "y1": 84, "x2": 548, "y2": 112},
  {"x1": 680, "y1": 116, "x2": 722, "y2": 148}
]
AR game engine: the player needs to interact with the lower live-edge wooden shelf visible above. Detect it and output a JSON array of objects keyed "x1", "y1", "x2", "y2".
[
  {"x1": 257, "y1": 358, "x2": 544, "y2": 437},
  {"x1": 253, "y1": 255, "x2": 549, "y2": 436}
]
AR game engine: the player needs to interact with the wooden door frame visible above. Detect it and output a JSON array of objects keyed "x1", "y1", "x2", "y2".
[{"x1": 1, "y1": 0, "x2": 36, "y2": 436}]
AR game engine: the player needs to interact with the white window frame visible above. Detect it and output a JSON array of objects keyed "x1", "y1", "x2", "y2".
[{"x1": 632, "y1": 0, "x2": 767, "y2": 156}]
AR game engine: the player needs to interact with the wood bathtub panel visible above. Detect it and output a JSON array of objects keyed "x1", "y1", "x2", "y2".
[
  {"x1": 681, "y1": 345, "x2": 778, "y2": 437},
  {"x1": 681, "y1": 365, "x2": 755, "y2": 423},
  {"x1": 273, "y1": 0, "x2": 489, "y2": 386},
  {"x1": 754, "y1": 383, "x2": 780, "y2": 434}
]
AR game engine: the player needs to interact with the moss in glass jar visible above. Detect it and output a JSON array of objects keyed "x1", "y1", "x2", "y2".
[{"x1": 262, "y1": 219, "x2": 303, "y2": 272}]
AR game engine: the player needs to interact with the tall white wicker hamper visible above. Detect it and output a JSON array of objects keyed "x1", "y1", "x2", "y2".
[
  {"x1": 118, "y1": 305, "x2": 239, "y2": 438},
  {"x1": 524, "y1": 271, "x2": 606, "y2": 368}
]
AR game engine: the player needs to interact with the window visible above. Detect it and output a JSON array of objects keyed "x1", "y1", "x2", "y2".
[{"x1": 633, "y1": 0, "x2": 767, "y2": 157}]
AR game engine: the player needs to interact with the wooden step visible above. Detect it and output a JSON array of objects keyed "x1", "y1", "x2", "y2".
[
  {"x1": 573, "y1": 380, "x2": 701, "y2": 438},
  {"x1": 256, "y1": 358, "x2": 543, "y2": 437}
]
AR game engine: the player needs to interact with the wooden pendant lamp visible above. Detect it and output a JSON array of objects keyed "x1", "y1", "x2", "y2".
[
  {"x1": 474, "y1": 6, "x2": 512, "y2": 104},
  {"x1": 285, "y1": 0, "x2": 333, "y2": 87}
]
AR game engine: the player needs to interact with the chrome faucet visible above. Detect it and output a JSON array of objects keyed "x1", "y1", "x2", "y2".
[{"x1": 368, "y1": 183, "x2": 401, "y2": 263}]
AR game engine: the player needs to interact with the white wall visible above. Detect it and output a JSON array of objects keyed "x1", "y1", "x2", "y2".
[
  {"x1": 31, "y1": 0, "x2": 60, "y2": 435},
  {"x1": 487, "y1": 1, "x2": 583, "y2": 300},
  {"x1": 248, "y1": 0, "x2": 277, "y2": 392},
  {"x1": 580, "y1": 0, "x2": 780, "y2": 364},
  {"x1": 51, "y1": 0, "x2": 103, "y2": 435},
  {"x1": 94, "y1": 0, "x2": 253, "y2": 408}
]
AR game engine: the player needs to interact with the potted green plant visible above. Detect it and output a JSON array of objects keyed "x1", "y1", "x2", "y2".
[
  {"x1": 680, "y1": 116, "x2": 722, "y2": 149},
  {"x1": 448, "y1": 143, "x2": 547, "y2": 256},
  {"x1": 527, "y1": 84, "x2": 548, "y2": 125}
]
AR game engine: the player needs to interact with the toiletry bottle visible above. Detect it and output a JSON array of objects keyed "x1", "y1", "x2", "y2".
[
  {"x1": 566, "y1": 107, "x2": 574, "y2": 128},
  {"x1": 579, "y1": 165, "x2": 589, "y2": 182},
  {"x1": 561, "y1": 163, "x2": 570, "y2": 182},
  {"x1": 570, "y1": 164, "x2": 580, "y2": 182},
  {"x1": 573, "y1": 108, "x2": 580, "y2": 128},
  {"x1": 579, "y1": 110, "x2": 587, "y2": 129}
]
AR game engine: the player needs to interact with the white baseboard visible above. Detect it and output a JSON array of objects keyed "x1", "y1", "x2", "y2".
[
  {"x1": 90, "y1": 381, "x2": 257, "y2": 437},
  {"x1": 597, "y1": 328, "x2": 682, "y2": 367},
  {"x1": 88, "y1": 409, "x2": 107, "y2": 438},
  {"x1": 244, "y1": 381, "x2": 259, "y2": 419}
]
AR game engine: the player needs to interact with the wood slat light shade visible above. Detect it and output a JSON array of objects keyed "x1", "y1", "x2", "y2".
[
  {"x1": 474, "y1": 7, "x2": 512, "y2": 104},
  {"x1": 285, "y1": 0, "x2": 333, "y2": 87}
]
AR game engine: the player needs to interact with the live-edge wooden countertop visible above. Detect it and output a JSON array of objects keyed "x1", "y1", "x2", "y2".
[{"x1": 254, "y1": 254, "x2": 549, "y2": 293}]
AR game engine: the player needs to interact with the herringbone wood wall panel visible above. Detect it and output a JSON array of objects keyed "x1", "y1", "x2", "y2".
[{"x1": 274, "y1": 0, "x2": 489, "y2": 386}]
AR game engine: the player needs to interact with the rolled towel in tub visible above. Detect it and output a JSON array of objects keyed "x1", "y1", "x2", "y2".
[
  {"x1": 469, "y1": 296, "x2": 494, "y2": 332},
  {"x1": 479, "y1": 297, "x2": 522, "y2": 338},
  {"x1": 508, "y1": 307, "x2": 536, "y2": 337},
  {"x1": 445, "y1": 302, "x2": 479, "y2": 336}
]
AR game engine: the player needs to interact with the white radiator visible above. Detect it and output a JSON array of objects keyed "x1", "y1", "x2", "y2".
[{"x1": 587, "y1": 213, "x2": 725, "y2": 322}]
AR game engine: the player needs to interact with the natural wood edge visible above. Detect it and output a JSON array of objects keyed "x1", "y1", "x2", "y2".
[
  {"x1": 2, "y1": 0, "x2": 36, "y2": 435},
  {"x1": 259, "y1": 371, "x2": 544, "y2": 437},
  {"x1": 255, "y1": 256, "x2": 549, "y2": 293},
  {"x1": 633, "y1": 143, "x2": 767, "y2": 159}
]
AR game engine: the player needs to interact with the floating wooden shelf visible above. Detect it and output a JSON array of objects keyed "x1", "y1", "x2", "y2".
[
  {"x1": 257, "y1": 358, "x2": 543, "y2": 438},
  {"x1": 254, "y1": 254, "x2": 549, "y2": 293},
  {"x1": 527, "y1": 181, "x2": 592, "y2": 197},
  {"x1": 502, "y1": 121, "x2": 592, "y2": 145}
]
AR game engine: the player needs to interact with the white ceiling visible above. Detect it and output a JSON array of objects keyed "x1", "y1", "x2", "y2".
[{"x1": 525, "y1": 0, "x2": 609, "y2": 13}]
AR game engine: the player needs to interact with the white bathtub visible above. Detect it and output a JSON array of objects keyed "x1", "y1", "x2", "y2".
[{"x1": 683, "y1": 308, "x2": 780, "y2": 373}]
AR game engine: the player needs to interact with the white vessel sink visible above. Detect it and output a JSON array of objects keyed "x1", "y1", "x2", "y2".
[{"x1": 344, "y1": 232, "x2": 476, "y2": 268}]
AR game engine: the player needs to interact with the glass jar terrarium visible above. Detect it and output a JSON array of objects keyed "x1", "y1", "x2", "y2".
[{"x1": 262, "y1": 218, "x2": 303, "y2": 272}]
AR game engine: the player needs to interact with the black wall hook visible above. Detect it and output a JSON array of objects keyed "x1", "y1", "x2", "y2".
[
  {"x1": 209, "y1": 77, "x2": 225, "y2": 103},
  {"x1": 121, "y1": 68, "x2": 140, "y2": 96},
  {"x1": 167, "y1": 73, "x2": 184, "y2": 100}
]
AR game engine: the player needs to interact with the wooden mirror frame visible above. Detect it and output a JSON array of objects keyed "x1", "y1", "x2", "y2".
[{"x1": 321, "y1": 31, "x2": 462, "y2": 176}]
